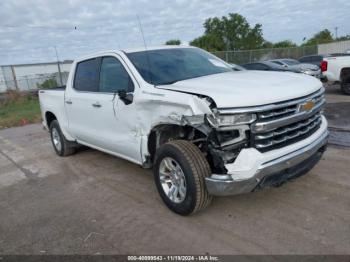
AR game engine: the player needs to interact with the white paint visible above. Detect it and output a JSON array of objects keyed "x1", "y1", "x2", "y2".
[
  {"x1": 158, "y1": 70, "x2": 322, "y2": 108},
  {"x1": 322, "y1": 56, "x2": 350, "y2": 82},
  {"x1": 39, "y1": 46, "x2": 327, "y2": 180}
]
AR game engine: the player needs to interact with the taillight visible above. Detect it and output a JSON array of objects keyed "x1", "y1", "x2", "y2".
[{"x1": 321, "y1": 61, "x2": 328, "y2": 72}]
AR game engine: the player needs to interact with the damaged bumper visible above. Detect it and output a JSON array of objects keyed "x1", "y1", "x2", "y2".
[{"x1": 205, "y1": 117, "x2": 329, "y2": 196}]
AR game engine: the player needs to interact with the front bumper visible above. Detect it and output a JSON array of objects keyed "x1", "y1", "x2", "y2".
[{"x1": 205, "y1": 117, "x2": 329, "y2": 196}]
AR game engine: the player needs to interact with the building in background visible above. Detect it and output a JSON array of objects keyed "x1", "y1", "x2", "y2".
[
  {"x1": 0, "y1": 61, "x2": 72, "y2": 93},
  {"x1": 318, "y1": 40, "x2": 350, "y2": 55}
]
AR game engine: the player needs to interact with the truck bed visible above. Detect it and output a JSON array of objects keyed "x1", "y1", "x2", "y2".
[{"x1": 39, "y1": 87, "x2": 67, "y2": 130}]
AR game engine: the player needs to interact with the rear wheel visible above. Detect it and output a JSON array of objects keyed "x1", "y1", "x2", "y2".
[
  {"x1": 50, "y1": 120, "x2": 76, "y2": 157},
  {"x1": 154, "y1": 140, "x2": 212, "y2": 215}
]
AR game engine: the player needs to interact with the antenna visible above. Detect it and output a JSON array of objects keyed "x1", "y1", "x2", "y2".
[
  {"x1": 136, "y1": 15, "x2": 153, "y2": 84},
  {"x1": 137, "y1": 15, "x2": 148, "y2": 50}
]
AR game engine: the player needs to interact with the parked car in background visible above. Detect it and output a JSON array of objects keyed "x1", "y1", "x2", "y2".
[
  {"x1": 241, "y1": 61, "x2": 299, "y2": 72},
  {"x1": 321, "y1": 55, "x2": 350, "y2": 95},
  {"x1": 269, "y1": 59, "x2": 321, "y2": 78},
  {"x1": 298, "y1": 55, "x2": 325, "y2": 67},
  {"x1": 230, "y1": 63, "x2": 246, "y2": 71}
]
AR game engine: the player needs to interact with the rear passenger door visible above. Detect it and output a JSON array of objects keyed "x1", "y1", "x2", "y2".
[{"x1": 65, "y1": 57, "x2": 101, "y2": 143}]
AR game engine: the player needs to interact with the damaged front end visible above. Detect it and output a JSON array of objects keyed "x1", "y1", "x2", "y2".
[{"x1": 183, "y1": 110, "x2": 256, "y2": 174}]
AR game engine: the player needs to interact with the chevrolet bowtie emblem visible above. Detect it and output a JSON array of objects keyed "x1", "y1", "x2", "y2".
[{"x1": 299, "y1": 100, "x2": 315, "y2": 112}]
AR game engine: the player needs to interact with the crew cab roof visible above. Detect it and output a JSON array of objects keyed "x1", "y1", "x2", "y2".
[
  {"x1": 74, "y1": 46, "x2": 196, "y2": 62},
  {"x1": 122, "y1": 45, "x2": 195, "y2": 53}
]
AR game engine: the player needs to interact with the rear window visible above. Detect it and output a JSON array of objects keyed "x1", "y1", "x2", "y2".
[
  {"x1": 74, "y1": 58, "x2": 99, "y2": 92},
  {"x1": 312, "y1": 56, "x2": 322, "y2": 62},
  {"x1": 299, "y1": 56, "x2": 312, "y2": 63}
]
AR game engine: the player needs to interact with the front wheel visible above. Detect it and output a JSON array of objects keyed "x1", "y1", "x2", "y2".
[{"x1": 154, "y1": 140, "x2": 213, "y2": 215}]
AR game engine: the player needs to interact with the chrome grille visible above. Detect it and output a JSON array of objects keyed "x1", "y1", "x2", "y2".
[
  {"x1": 253, "y1": 114, "x2": 322, "y2": 151},
  {"x1": 217, "y1": 87, "x2": 326, "y2": 153},
  {"x1": 252, "y1": 88, "x2": 325, "y2": 152},
  {"x1": 256, "y1": 89, "x2": 324, "y2": 122}
]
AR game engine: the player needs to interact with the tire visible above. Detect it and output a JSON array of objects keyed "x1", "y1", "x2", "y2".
[
  {"x1": 50, "y1": 120, "x2": 76, "y2": 157},
  {"x1": 341, "y1": 75, "x2": 350, "y2": 95},
  {"x1": 154, "y1": 140, "x2": 213, "y2": 215}
]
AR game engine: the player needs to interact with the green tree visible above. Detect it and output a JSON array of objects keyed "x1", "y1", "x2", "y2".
[
  {"x1": 36, "y1": 78, "x2": 58, "y2": 89},
  {"x1": 303, "y1": 29, "x2": 333, "y2": 46},
  {"x1": 190, "y1": 34, "x2": 223, "y2": 51},
  {"x1": 261, "y1": 40, "x2": 273, "y2": 49},
  {"x1": 273, "y1": 40, "x2": 297, "y2": 48},
  {"x1": 190, "y1": 13, "x2": 265, "y2": 51},
  {"x1": 337, "y1": 35, "x2": 350, "y2": 41},
  {"x1": 165, "y1": 39, "x2": 181, "y2": 45}
]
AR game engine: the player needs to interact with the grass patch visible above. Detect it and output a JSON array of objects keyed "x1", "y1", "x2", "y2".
[{"x1": 0, "y1": 93, "x2": 41, "y2": 129}]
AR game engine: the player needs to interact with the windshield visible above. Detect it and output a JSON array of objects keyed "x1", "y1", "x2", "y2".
[
  {"x1": 282, "y1": 59, "x2": 300, "y2": 66},
  {"x1": 126, "y1": 48, "x2": 232, "y2": 85}
]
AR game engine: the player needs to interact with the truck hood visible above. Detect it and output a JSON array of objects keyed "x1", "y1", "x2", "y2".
[{"x1": 156, "y1": 71, "x2": 322, "y2": 108}]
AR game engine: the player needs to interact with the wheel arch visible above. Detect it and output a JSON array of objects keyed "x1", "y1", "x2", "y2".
[
  {"x1": 44, "y1": 111, "x2": 75, "y2": 141},
  {"x1": 147, "y1": 123, "x2": 209, "y2": 164},
  {"x1": 340, "y1": 67, "x2": 350, "y2": 81},
  {"x1": 45, "y1": 111, "x2": 57, "y2": 128}
]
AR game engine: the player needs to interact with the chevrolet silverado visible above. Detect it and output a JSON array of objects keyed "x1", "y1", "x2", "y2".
[{"x1": 39, "y1": 46, "x2": 328, "y2": 215}]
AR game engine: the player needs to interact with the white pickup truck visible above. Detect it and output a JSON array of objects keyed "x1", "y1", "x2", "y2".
[
  {"x1": 39, "y1": 46, "x2": 328, "y2": 215},
  {"x1": 321, "y1": 54, "x2": 350, "y2": 94}
]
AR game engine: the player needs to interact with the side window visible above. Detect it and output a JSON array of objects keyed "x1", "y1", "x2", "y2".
[
  {"x1": 99, "y1": 57, "x2": 134, "y2": 93},
  {"x1": 74, "y1": 59, "x2": 99, "y2": 92},
  {"x1": 272, "y1": 61, "x2": 283, "y2": 66}
]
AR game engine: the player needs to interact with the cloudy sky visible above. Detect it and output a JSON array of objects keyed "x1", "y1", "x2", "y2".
[{"x1": 0, "y1": 0, "x2": 349, "y2": 64}]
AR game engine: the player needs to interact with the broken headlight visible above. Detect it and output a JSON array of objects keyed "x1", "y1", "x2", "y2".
[{"x1": 215, "y1": 113, "x2": 256, "y2": 127}]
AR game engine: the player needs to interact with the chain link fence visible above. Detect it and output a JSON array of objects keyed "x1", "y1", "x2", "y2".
[
  {"x1": 0, "y1": 72, "x2": 70, "y2": 92},
  {"x1": 0, "y1": 62, "x2": 72, "y2": 93},
  {"x1": 213, "y1": 45, "x2": 318, "y2": 65}
]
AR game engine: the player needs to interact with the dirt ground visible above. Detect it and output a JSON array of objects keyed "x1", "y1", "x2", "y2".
[{"x1": 0, "y1": 85, "x2": 349, "y2": 255}]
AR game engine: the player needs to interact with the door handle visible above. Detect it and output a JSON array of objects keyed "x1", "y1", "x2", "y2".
[
  {"x1": 92, "y1": 102, "x2": 102, "y2": 108},
  {"x1": 65, "y1": 100, "x2": 72, "y2": 105}
]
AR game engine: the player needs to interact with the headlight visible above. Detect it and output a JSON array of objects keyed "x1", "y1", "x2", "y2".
[{"x1": 216, "y1": 113, "x2": 256, "y2": 126}]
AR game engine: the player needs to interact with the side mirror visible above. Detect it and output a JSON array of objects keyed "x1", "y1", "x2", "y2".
[{"x1": 118, "y1": 90, "x2": 133, "y2": 105}]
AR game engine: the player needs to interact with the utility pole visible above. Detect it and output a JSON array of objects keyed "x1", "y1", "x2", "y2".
[
  {"x1": 10, "y1": 65, "x2": 19, "y2": 91},
  {"x1": 54, "y1": 46, "x2": 63, "y2": 86},
  {"x1": 335, "y1": 27, "x2": 338, "y2": 40}
]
